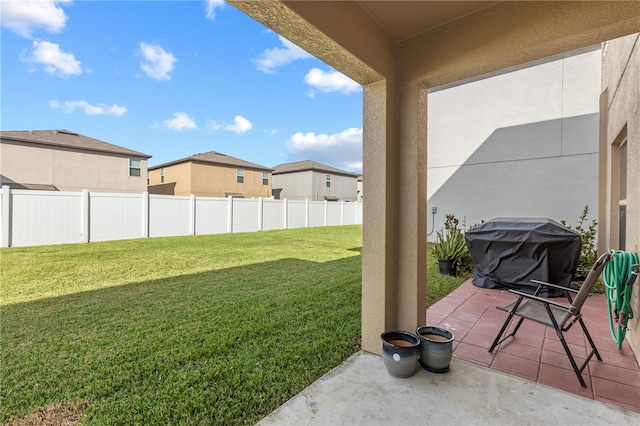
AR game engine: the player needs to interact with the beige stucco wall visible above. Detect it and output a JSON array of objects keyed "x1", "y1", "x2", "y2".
[
  {"x1": 190, "y1": 163, "x2": 271, "y2": 198},
  {"x1": 0, "y1": 142, "x2": 148, "y2": 193},
  {"x1": 600, "y1": 33, "x2": 640, "y2": 359},
  {"x1": 150, "y1": 162, "x2": 271, "y2": 198}
]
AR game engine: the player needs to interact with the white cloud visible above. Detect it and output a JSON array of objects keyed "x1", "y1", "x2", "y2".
[
  {"x1": 286, "y1": 128, "x2": 363, "y2": 173},
  {"x1": 139, "y1": 42, "x2": 177, "y2": 81},
  {"x1": 304, "y1": 68, "x2": 361, "y2": 96},
  {"x1": 0, "y1": 0, "x2": 70, "y2": 38},
  {"x1": 163, "y1": 112, "x2": 196, "y2": 131},
  {"x1": 21, "y1": 40, "x2": 82, "y2": 77},
  {"x1": 255, "y1": 35, "x2": 312, "y2": 73},
  {"x1": 223, "y1": 116, "x2": 252, "y2": 134},
  {"x1": 49, "y1": 100, "x2": 127, "y2": 116},
  {"x1": 204, "y1": 0, "x2": 225, "y2": 21},
  {"x1": 206, "y1": 120, "x2": 222, "y2": 132}
]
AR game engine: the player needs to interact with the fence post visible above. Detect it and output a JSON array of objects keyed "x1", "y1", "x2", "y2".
[
  {"x1": 324, "y1": 200, "x2": 328, "y2": 226},
  {"x1": 283, "y1": 199, "x2": 288, "y2": 229},
  {"x1": 80, "y1": 190, "x2": 89, "y2": 242},
  {"x1": 227, "y1": 196, "x2": 233, "y2": 233},
  {"x1": 190, "y1": 194, "x2": 196, "y2": 235},
  {"x1": 1, "y1": 185, "x2": 10, "y2": 247},
  {"x1": 305, "y1": 199, "x2": 309, "y2": 228},
  {"x1": 142, "y1": 191, "x2": 149, "y2": 238},
  {"x1": 341, "y1": 200, "x2": 345, "y2": 225},
  {"x1": 258, "y1": 197, "x2": 263, "y2": 231}
]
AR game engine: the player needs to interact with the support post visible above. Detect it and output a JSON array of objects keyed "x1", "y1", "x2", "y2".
[
  {"x1": 283, "y1": 199, "x2": 288, "y2": 229},
  {"x1": 1, "y1": 186, "x2": 11, "y2": 247},
  {"x1": 80, "y1": 189, "x2": 89, "y2": 242},
  {"x1": 305, "y1": 199, "x2": 310, "y2": 228},
  {"x1": 227, "y1": 196, "x2": 233, "y2": 233},
  {"x1": 324, "y1": 200, "x2": 328, "y2": 226},
  {"x1": 190, "y1": 194, "x2": 196, "y2": 235},
  {"x1": 142, "y1": 191, "x2": 149, "y2": 238}
]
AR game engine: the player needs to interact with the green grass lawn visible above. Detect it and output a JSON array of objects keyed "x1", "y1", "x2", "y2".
[{"x1": 1, "y1": 226, "x2": 467, "y2": 425}]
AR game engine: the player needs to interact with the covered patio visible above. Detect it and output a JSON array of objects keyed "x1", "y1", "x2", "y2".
[
  {"x1": 225, "y1": 5, "x2": 640, "y2": 422},
  {"x1": 257, "y1": 280, "x2": 640, "y2": 424},
  {"x1": 228, "y1": 0, "x2": 640, "y2": 364}
]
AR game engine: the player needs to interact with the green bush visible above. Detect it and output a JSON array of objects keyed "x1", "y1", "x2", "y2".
[{"x1": 561, "y1": 205, "x2": 598, "y2": 272}]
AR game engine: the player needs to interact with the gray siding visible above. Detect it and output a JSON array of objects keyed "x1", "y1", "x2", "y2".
[
  {"x1": 273, "y1": 170, "x2": 357, "y2": 201},
  {"x1": 427, "y1": 47, "x2": 601, "y2": 238}
]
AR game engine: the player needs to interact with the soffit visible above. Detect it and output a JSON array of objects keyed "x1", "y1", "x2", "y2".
[
  {"x1": 357, "y1": 0, "x2": 499, "y2": 42},
  {"x1": 231, "y1": 1, "x2": 640, "y2": 87}
]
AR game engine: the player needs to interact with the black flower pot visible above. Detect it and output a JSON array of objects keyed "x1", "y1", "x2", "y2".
[{"x1": 438, "y1": 259, "x2": 457, "y2": 276}]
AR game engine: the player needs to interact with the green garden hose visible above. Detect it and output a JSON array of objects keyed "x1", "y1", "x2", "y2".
[{"x1": 603, "y1": 250, "x2": 639, "y2": 349}]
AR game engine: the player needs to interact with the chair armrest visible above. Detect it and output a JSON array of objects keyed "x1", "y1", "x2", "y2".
[
  {"x1": 530, "y1": 279, "x2": 578, "y2": 293},
  {"x1": 507, "y1": 289, "x2": 573, "y2": 310}
]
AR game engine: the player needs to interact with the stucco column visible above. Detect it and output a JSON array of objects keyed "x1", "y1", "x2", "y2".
[
  {"x1": 362, "y1": 79, "x2": 396, "y2": 353},
  {"x1": 361, "y1": 74, "x2": 427, "y2": 354},
  {"x1": 396, "y1": 79, "x2": 428, "y2": 332}
]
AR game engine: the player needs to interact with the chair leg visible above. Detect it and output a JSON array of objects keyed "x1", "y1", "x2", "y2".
[
  {"x1": 489, "y1": 312, "x2": 513, "y2": 353},
  {"x1": 556, "y1": 329, "x2": 587, "y2": 388},
  {"x1": 489, "y1": 315, "x2": 525, "y2": 353},
  {"x1": 578, "y1": 318, "x2": 602, "y2": 361}
]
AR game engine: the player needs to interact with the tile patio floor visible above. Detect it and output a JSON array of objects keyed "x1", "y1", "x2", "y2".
[{"x1": 427, "y1": 279, "x2": 640, "y2": 413}]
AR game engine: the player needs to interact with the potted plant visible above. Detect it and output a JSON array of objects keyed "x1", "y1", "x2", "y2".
[{"x1": 431, "y1": 214, "x2": 467, "y2": 276}]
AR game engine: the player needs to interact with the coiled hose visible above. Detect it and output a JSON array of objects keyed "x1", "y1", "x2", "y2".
[{"x1": 602, "y1": 250, "x2": 639, "y2": 349}]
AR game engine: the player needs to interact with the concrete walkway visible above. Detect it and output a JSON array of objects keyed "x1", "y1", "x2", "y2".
[{"x1": 258, "y1": 351, "x2": 640, "y2": 425}]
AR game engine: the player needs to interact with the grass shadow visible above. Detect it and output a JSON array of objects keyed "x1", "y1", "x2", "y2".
[{"x1": 2, "y1": 256, "x2": 362, "y2": 425}]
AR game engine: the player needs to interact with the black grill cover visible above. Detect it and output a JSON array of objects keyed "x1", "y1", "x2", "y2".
[{"x1": 465, "y1": 218, "x2": 581, "y2": 297}]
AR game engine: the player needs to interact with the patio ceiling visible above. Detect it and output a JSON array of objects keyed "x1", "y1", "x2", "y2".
[
  {"x1": 356, "y1": 0, "x2": 500, "y2": 42},
  {"x1": 229, "y1": 1, "x2": 640, "y2": 88}
]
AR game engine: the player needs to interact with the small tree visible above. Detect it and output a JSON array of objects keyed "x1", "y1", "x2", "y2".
[{"x1": 561, "y1": 205, "x2": 598, "y2": 272}]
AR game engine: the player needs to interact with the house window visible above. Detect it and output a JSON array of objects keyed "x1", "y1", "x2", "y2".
[
  {"x1": 160, "y1": 168, "x2": 165, "y2": 184},
  {"x1": 326, "y1": 174, "x2": 331, "y2": 188},
  {"x1": 147, "y1": 171, "x2": 150, "y2": 185},
  {"x1": 237, "y1": 168, "x2": 244, "y2": 184},
  {"x1": 129, "y1": 158, "x2": 141, "y2": 177},
  {"x1": 618, "y1": 141, "x2": 627, "y2": 250},
  {"x1": 262, "y1": 171, "x2": 269, "y2": 186}
]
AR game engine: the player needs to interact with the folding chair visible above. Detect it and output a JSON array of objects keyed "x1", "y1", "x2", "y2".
[{"x1": 488, "y1": 252, "x2": 611, "y2": 387}]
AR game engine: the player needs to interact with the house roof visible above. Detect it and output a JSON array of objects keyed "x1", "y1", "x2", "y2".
[
  {"x1": 0, "y1": 130, "x2": 151, "y2": 158},
  {"x1": 272, "y1": 160, "x2": 359, "y2": 178},
  {"x1": 149, "y1": 150, "x2": 273, "y2": 172}
]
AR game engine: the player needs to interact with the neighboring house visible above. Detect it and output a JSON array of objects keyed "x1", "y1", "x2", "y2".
[
  {"x1": 148, "y1": 151, "x2": 273, "y2": 198},
  {"x1": 427, "y1": 46, "x2": 601, "y2": 239},
  {"x1": 272, "y1": 160, "x2": 359, "y2": 201},
  {"x1": 0, "y1": 130, "x2": 151, "y2": 193},
  {"x1": 357, "y1": 174, "x2": 363, "y2": 201}
]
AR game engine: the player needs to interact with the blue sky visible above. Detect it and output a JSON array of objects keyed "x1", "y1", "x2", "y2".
[{"x1": 1, "y1": 0, "x2": 364, "y2": 173}]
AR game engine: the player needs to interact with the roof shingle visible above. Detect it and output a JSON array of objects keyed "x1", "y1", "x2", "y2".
[
  {"x1": 0, "y1": 130, "x2": 151, "y2": 158},
  {"x1": 272, "y1": 160, "x2": 358, "y2": 177},
  {"x1": 149, "y1": 151, "x2": 273, "y2": 171}
]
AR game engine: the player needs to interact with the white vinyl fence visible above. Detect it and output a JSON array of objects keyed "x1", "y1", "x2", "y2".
[{"x1": 0, "y1": 186, "x2": 362, "y2": 248}]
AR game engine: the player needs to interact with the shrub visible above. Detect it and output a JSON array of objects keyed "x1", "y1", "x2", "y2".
[
  {"x1": 431, "y1": 214, "x2": 467, "y2": 261},
  {"x1": 561, "y1": 205, "x2": 598, "y2": 272}
]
